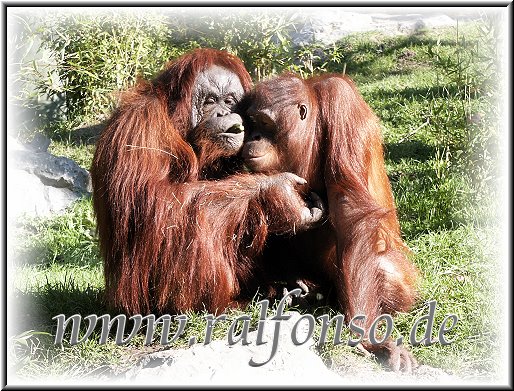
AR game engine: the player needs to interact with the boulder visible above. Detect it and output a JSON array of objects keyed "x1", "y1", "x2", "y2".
[
  {"x1": 117, "y1": 311, "x2": 465, "y2": 386},
  {"x1": 290, "y1": 10, "x2": 467, "y2": 47},
  {"x1": 291, "y1": 11, "x2": 376, "y2": 47},
  {"x1": 122, "y1": 312, "x2": 343, "y2": 386},
  {"x1": 7, "y1": 135, "x2": 91, "y2": 220}
]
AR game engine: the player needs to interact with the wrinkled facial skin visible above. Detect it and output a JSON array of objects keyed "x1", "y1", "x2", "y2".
[{"x1": 190, "y1": 65, "x2": 246, "y2": 154}]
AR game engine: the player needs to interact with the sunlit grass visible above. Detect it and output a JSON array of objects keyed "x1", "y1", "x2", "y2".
[{"x1": 10, "y1": 19, "x2": 504, "y2": 382}]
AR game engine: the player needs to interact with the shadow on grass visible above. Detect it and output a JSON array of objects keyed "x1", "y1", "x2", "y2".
[
  {"x1": 325, "y1": 30, "x2": 458, "y2": 81},
  {"x1": 385, "y1": 140, "x2": 436, "y2": 163},
  {"x1": 371, "y1": 84, "x2": 462, "y2": 101},
  {"x1": 12, "y1": 283, "x2": 108, "y2": 335},
  {"x1": 55, "y1": 123, "x2": 105, "y2": 146}
]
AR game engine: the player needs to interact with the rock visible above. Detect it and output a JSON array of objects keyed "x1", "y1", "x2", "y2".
[
  {"x1": 114, "y1": 310, "x2": 467, "y2": 386},
  {"x1": 292, "y1": 11, "x2": 376, "y2": 46},
  {"x1": 7, "y1": 135, "x2": 91, "y2": 220},
  {"x1": 11, "y1": 150, "x2": 91, "y2": 193},
  {"x1": 290, "y1": 10, "x2": 469, "y2": 47},
  {"x1": 370, "y1": 13, "x2": 457, "y2": 34},
  {"x1": 122, "y1": 312, "x2": 344, "y2": 386},
  {"x1": 329, "y1": 357, "x2": 465, "y2": 385},
  {"x1": 8, "y1": 170, "x2": 81, "y2": 219},
  {"x1": 25, "y1": 133, "x2": 51, "y2": 152},
  {"x1": 412, "y1": 365, "x2": 463, "y2": 383}
]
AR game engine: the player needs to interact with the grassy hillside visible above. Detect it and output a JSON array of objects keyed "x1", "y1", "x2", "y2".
[{"x1": 9, "y1": 18, "x2": 505, "y2": 383}]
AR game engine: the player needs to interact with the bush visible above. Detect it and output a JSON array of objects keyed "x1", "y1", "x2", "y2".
[
  {"x1": 426, "y1": 17, "x2": 502, "y2": 202},
  {"x1": 15, "y1": 10, "x2": 186, "y2": 135},
  {"x1": 168, "y1": 9, "x2": 299, "y2": 80}
]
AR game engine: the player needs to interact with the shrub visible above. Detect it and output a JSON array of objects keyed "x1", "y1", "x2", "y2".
[
  {"x1": 15, "y1": 10, "x2": 186, "y2": 135},
  {"x1": 168, "y1": 9, "x2": 299, "y2": 80},
  {"x1": 426, "y1": 17, "x2": 502, "y2": 201}
]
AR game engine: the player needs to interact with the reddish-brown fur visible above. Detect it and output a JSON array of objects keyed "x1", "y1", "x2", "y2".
[
  {"x1": 91, "y1": 49, "x2": 312, "y2": 316},
  {"x1": 243, "y1": 74, "x2": 420, "y2": 371}
]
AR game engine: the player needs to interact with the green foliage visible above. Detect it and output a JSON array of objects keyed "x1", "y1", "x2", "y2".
[
  {"x1": 13, "y1": 10, "x2": 350, "y2": 139},
  {"x1": 169, "y1": 9, "x2": 299, "y2": 80},
  {"x1": 15, "y1": 11, "x2": 185, "y2": 136},
  {"x1": 13, "y1": 198, "x2": 100, "y2": 269},
  {"x1": 336, "y1": 20, "x2": 502, "y2": 230},
  {"x1": 287, "y1": 43, "x2": 346, "y2": 78},
  {"x1": 426, "y1": 17, "x2": 501, "y2": 199}
]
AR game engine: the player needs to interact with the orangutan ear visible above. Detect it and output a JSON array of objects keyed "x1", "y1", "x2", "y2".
[{"x1": 299, "y1": 104, "x2": 307, "y2": 120}]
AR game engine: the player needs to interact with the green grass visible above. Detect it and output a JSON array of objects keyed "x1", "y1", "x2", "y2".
[
  {"x1": 48, "y1": 141, "x2": 96, "y2": 171},
  {"x1": 9, "y1": 19, "x2": 505, "y2": 382}
]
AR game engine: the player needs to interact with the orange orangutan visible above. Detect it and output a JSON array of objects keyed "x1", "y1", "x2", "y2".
[
  {"x1": 242, "y1": 73, "x2": 420, "y2": 372},
  {"x1": 91, "y1": 50, "x2": 323, "y2": 316}
]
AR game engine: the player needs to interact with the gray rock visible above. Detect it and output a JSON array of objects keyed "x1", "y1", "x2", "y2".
[
  {"x1": 122, "y1": 312, "x2": 344, "y2": 386},
  {"x1": 11, "y1": 150, "x2": 91, "y2": 193},
  {"x1": 292, "y1": 11, "x2": 376, "y2": 47},
  {"x1": 8, "y1": 135, "x2": 91, "y2": 220},
  {"x1": 25, "y1": 133, "x2": 51, "y2": 153},
  {"x1": 328, "y1": 357, "x2": 465, "y2": 385},
  {"x1": 114, "y1": 311, "x2": 466, "y2": 386},
  {"x1": 290, "y1": 10, "x2": 474, "y2": 47},
  {"x1": 8, "y1": 170, "x2": 81, "y2": 219},
  {"x1": 370, "y1": 13, "x2": 457, "y2": 34}
]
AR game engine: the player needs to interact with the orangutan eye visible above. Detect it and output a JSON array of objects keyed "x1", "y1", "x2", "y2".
[{"x1": 224, "y1": 96, "x2": 236, "y2": 106}]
